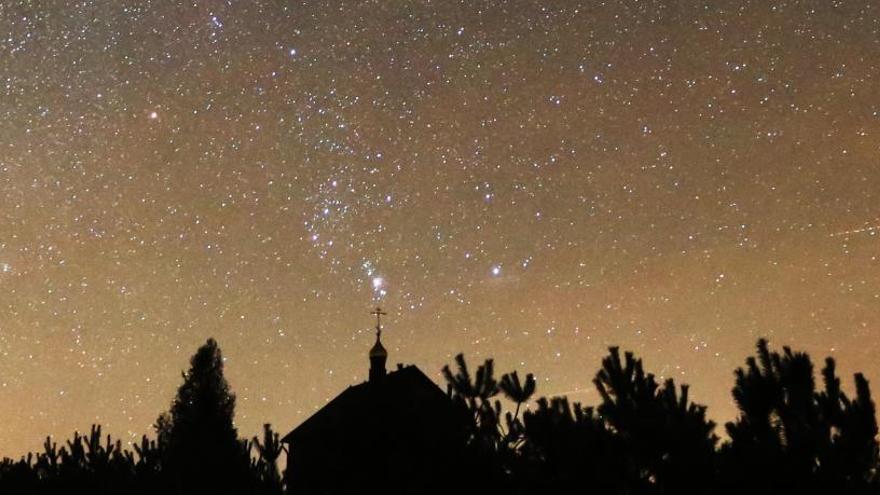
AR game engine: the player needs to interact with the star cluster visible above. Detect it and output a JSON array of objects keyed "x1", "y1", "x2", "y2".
[{"x1": 0, "y1": 0, "x2": 878, "y2": 455}]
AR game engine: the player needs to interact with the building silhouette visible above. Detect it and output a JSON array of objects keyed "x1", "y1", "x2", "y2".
[{"x1": 281, "y1": 309, "x2": 470, "y2": 494}]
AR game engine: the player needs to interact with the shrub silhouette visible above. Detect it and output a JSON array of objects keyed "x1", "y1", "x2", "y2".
[{"x1": 0, "y1": 424, "x2": 164, "y2": 495}]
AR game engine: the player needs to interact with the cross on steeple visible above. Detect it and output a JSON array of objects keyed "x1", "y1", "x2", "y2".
[
  {"x1": 368, "y1": 307, "x2": 389, "y2": 383},
  {"x1": 371, "y1": 307, "x2": 387, "y2": 337}
]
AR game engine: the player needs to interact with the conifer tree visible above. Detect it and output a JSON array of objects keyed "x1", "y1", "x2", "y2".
[
  {"x1": 722, "y1": 339, "x2": 880, "y2": 495},
  {"x1": 594, "y1": 347, "x2": 717, "y2": 494},
  {"x1": 160, "y1": 338, "x2": 249, "y2": 495}
]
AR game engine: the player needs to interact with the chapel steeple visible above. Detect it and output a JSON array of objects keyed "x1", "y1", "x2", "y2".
[{"x1": 369, "y1": 307, "x2": 388, "y2": 382}]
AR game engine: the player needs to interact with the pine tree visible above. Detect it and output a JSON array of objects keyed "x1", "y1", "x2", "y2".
[
  {"x1": 594, "y1": 347, "x2": 717, "y2": 494},
  {"x1": 252, "y1": 424, "x2": 284, "y2": 494},
  {"x1": 721, "y1": 339, "x2": 880, "y2": 495}
]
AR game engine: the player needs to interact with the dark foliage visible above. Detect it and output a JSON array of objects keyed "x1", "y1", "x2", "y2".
[
  {"x1": 251, "y1": 423, "x2": 284, "y2": 495},
  {"x1": 444, "y1": 341, "x2": 876, "y2": 495},
  {"x1": 593, "y1": 347, "x2": 718, "y2": 494},
  {"x1": 719, "y1": 339, "x2": 879, "y2": 495},
  {"x1": 442, "y1": 355, "x2": 500, "y2": 488},
  {"x1": 0, "y1": 426, "x2": 162, "y2": 495},
  {"x1": 519, "y1": 396, "x2": 622, "y2": 493}
]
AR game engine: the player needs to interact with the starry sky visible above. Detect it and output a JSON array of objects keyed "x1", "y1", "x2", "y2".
[{"x1": 1, "y1": 0, "x2": 879, "y2": 456}]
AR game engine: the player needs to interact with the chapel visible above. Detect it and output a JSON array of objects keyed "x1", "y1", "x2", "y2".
[{"x1": 281, "y1": 308, "x2": 470, "y2": 494}]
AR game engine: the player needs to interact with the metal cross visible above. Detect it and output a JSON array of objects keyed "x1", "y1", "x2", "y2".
[{"x1": 370, "y1": 307, "x2": 387, "y2": 336}]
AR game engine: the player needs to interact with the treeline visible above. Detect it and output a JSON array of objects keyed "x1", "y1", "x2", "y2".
[
  {"x1": 1, "y1": 338, "x2": 878, "y2": 494},
  {"x1": 446, "y1": 339, "x2": 879, "y2": 495}
]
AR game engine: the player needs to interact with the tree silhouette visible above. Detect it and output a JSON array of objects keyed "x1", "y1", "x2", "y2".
[
  {"x1": 721, "y1": 339, "x2": 879, "y2": 495},
  {"x1": 0, "y1": 424, "x2": 166, "y2": 495},
  {"x1": 251, "y1": 424, "x2": 284, "y2": 494},
  {"x1": 445, "y1": 347, "x2": 717, "y2": 494},
  {"x1": 0, "y1": 337, "x2": 877, "y2": 495},
  {"x1": 594, "y1": 346, "x2": 717, "y2": 494},
  {"x1": 0, "y1": 338, "x2": 283, "y2": 495},
  {"x1": 443, "y1": 354, "x2": 535, "y2": 491},
  {"x1": 443, "y1": 354, "x2": 503, "y2": 450},
  {"x1": 499, "y1": 370, "x2": 536, "y2": 423},
  {"x1": 520, "y1": 396, "x2": 623, "y2": 494},
  {"x1": 160, "y1": 338, "x2": 251, "y2": 495}
]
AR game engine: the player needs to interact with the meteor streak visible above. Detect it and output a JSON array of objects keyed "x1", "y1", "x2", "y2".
[{"x1": 830, "y1": 224, "x2": 880, "y2": 238}]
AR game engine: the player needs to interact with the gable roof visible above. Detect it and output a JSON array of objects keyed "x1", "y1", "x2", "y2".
[{"x1": 281, "y1": 364, "x2": 454, "y2": 445}]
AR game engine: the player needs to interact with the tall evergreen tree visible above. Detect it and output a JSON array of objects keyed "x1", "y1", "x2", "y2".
[{"x1": 160, "y1": 338, "x2": 249, "y2": 495}]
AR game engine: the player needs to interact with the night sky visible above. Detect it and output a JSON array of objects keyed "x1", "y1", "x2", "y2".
[{"x1": 1, "y1": 0, "x2": 879, "y2": 456}]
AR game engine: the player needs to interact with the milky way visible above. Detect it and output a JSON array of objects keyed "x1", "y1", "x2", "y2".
[{"x1": 1, "y1": 1, "x2": 879, "y2": 455}]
